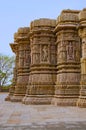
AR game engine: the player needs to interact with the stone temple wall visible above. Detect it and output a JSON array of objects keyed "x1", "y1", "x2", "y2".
[{"x1": 6, "y1": 8, "x2": 86, "y2": 107}]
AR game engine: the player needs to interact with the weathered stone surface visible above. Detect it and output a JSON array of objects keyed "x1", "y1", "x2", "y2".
[
  {"x1": 7, "y1": 8, "x2": 86, "y2": 107},
  {"x1": 10, "y1": 27, "x2": 30, "y2": 102},
  {"x1": 77, "y1": 8, "x2": 86, "y2": 107},
  {"x1": 23, "y1": 19, "x2": 56, "y2": 104},
  {"x1": 5, "y1": 33, "x2": 18, "y2": 101},
  {"x1": 52, "y1": 9, "x2": 81, "y2": 106}
]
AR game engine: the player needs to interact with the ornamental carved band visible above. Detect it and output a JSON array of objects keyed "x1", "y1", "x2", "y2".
[{"x1": 7, "y1": 8, "x2": 86, "y2": 107}]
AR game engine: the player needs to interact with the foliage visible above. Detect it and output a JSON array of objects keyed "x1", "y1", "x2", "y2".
[{"x1": 0, "y1": 54, "x2": 15, "y2": 87}]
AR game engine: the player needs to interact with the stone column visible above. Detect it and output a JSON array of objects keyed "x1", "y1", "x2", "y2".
[
  {"x1": 11, "y1": 27, "x2": 30, "y2": 102},
  {"x1": 52, "y1": 10, "x2": 81, "y2": 106},
  {"x1": 5, "y1": 33, "x2": 18, "y2": 101},
  {"x1": 77, "y1": 8, "x2": 86, "y2": 107},
  {"x1": 24, "y1": 19, "x2": 56, "y2": 104}
]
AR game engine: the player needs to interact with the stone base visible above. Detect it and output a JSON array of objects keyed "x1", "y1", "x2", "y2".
[
  {"x1": 77, "y1": 97, "x2": 86, "y2": 108},
  {"x1": 5, "y1": 95, "x2": 11, "y2": 101},
  {"x1": 5, "y1": 94, "x2": 14, "y2": 101},
  {"x1": 11, "y1": 94, "x2": 25, "y2": 102},
  {"x1": 22, "y1": 96, "x2": 27, "y2": 104},
  {"x1": 5, "y1": 86, "x2": 15, "y2": 101},
  {"x1": 51, "y1": 96, "x2": 78, "y2": 106},
  {"x1": 23, "y1": 95, "x2": 53, "y2": 105}
]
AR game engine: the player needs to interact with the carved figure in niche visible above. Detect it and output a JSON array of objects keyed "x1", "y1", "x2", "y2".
[
  {"x1": 67, "y1": 42, "x2": 74, "y2": 60},
  {"x1": 19, "y1": 50, "x2": 24, "y2": 67},
  {"x1": 35, "y1": 54, "x2": 40, "y2": 63},
  {"x1": 62, "y1": 51, "x2": 66, "y2": 60},
  {"x1": 19, "y1": 50, "x2": 24, "y2": 58},
  {"x1": 51, "y1": 54, "x2": 56, "y2": 64},
  {"x1": 32, "y1": 53, "x2": 39, "y2": 64},
  {"x1": 20, "y1": 58, "x2": 24, "y2": 67},
  {"x1": 57, "y1": 43, "x2": 63, "y2": 60},
  {"x1": 32, "y1": 45, "x2": 40, "y2": 53},
  {"x1": 82, "y1": 38, "x2": 86, "y2": 58},
  {"x1": 25, "y1": 51, "x2": 31, "y2": 65},
  {"x1": 42, "y1": 45, "x2": 48, "y2": 62}
]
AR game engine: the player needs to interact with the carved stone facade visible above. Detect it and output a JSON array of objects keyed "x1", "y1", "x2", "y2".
[
  {"x1": 10, "y1": 28, "x2": 30, "y2": 102},
  {"x1": 23, "y1": 19, "x2": 56, "y2": 104},
  {"x1": 52, "y1": 10, "x2": 81, "y2": 106},
  {"x1": 77, "y1": 8, "x2": 86, "y2": 107},
  {"x1": 7, "y1": 8, "x2": 86, "y2": 107}
]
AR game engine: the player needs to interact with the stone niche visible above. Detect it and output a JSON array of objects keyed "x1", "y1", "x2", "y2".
[{"x1": 7, "y1": 8, "x2": 86, "y2": 108}]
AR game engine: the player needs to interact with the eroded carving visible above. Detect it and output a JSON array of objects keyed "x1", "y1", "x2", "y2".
[
  {"x1": 41, "y1": 45, "x2": 48, "y2": 62},
  {"x1": 67, "y1": 42, "x2": 74, "y2": 60}
]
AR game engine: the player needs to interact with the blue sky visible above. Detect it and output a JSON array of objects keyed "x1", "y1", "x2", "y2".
[{"x1": 0, "y1": 0, "x2": 86, "y2": 56}]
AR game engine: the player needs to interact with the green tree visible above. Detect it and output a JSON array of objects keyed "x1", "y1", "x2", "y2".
[{"x1": 0, "y1": 54, "x2": 15, "y2": 89}]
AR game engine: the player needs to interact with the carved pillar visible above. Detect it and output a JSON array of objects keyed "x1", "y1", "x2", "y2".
[
  {"x1": 5, "y1": 33, "x2": 18, "y2": 101},
  {"x1": 11, "y1": 27, "x2": 30, "y2": 102},
  {"x1": 52, "y1": 10, "x2": 81, "y2": 106},
  {"x1": 24, "y1": 19, "x2": 56, "y2": 104},
  {"x1": 77, "y1": 8, "x2": 86, "y2": 107}
]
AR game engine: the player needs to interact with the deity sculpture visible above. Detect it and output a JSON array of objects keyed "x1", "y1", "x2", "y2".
[{"x1": 42, "y1": 45, "x2": 48, "y2": 62}]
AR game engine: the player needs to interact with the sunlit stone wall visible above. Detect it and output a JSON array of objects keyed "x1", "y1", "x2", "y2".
[{"x1": 7, "y1": 8, "x2": 86, "y2": 107}]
